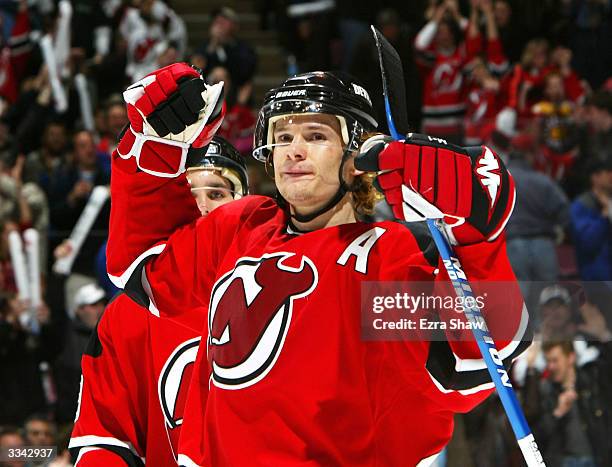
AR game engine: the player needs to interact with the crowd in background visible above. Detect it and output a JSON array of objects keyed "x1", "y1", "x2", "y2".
[{"x1": 0, "y1": 0, "x2": 610, "y2": 466}]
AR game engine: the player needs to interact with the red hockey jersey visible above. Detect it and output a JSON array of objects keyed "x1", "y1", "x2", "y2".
[
  {"x1": 69, "y1": 294, "x2": 206, "y2": 466},
  {"x1": 106, "y1": 154, "x2": 531, "y2": 466}
]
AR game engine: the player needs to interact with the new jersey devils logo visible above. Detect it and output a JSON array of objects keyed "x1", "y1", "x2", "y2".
[
  {"x1": 158, "y1": 337, "x2": 200, "y2": 429},
  {"x1": 158, "y1": 337, "x2": 200, "y2": 459},
  {"x1": 208, "y1": 252, "x2": 318, "y2": 389}
]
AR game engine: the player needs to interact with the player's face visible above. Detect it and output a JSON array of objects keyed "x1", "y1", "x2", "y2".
[
  {"x1": 272, "y1": 113, "x2": 350, "y2": 214},
  {"x1": 187, "y1": 170, "x2": 235, "y2": 217}
]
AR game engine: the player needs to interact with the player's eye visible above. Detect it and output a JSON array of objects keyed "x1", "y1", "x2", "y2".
[
  {"x1": 275, "y1": 133, "x2": 293, "y2": 144},
  {"x1": 308, "y1": 132, "x2": 327, "y2": 142},
  {"x1": 207, "y1": 190, "x2": 228, "y2": 200}
]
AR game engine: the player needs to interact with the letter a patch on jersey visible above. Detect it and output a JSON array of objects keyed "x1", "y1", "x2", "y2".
[
  {"x1": 208, "y1": 252, "x2": 318, "y2": 390},
  {"x1": 337, "y1": 227, "x2": 386, "y2": 274}
]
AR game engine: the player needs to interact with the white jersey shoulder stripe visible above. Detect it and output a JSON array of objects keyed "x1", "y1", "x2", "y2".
[
  {"x1": 178, "y1": 453, "x2": 202, "y2": 467},
  {"x1": 108, "y1": 243, "x2": 166, "y2": 289},
  {"x1": 69, "y1": 435, "x2": 144, "y2": 463}
]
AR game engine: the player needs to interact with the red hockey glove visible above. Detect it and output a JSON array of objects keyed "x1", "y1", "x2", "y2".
[
  {"x1": 355, "y1": 133, "x2": 516, "y2": 245},
  {"x1": 117, "y1": 63, "x2": 225, "y2": 177}
]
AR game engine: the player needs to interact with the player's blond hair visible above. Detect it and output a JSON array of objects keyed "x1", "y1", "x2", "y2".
[{"x1": 351, "y1": 132, "x2": 384, "y2": 217}]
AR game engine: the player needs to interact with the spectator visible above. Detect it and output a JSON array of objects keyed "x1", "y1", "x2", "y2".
[
  {"x1": 23, "y1": 121, "x2": 69, "y2": 192},
  {"x1": 532, "y1": 72, "x2": 580, "y2": 181},
  {"x1": 493, "y1": 0, "x2": 523, "y2": 63},
  {"x1": 570, "y1": 158, "x2": 612, "y2": 282},
  {"x1": 119, "y1": 0, "x2": 187, "y2": 81},
  {"x1": 194, "y1": 7, "x2": 257, "y2": 105},
  {"x1": 95, "y1": 97, "x2": 127, "y2": 161},
  {"x1": 206, "y1": 66, "x2": 256, "y2": 155},
  {"x1": 414, "y1": 0, "x2": 471, "y2": 143},
  {"x1": 539, "y1": 285, "x2": 581, "y2": 341},
  {"x1": 0, "y1": 156, "x2": 33, "y2": 227},
  {"x1": 513, "y1": 284, "x2": 612, "y2": 388},
  {"x1": 568, "y1": 91, "x2": 612, "y2": 198},
  {"x1": 0, "y1": 426, "x2": 25, "y2": 467},
  {"x1": 461, "y1": 0, "x2": 511, "y2": 146},
  {"x1": 582, "y1": 91, "x2": 612, "y2": 165},
  {"x1": 463, "y1": 56, "x2": 503, "y2": 145},
  {"x1": 53, "y1": 283, "x2": 106, "y2": 424},
  {"x1": 525, "y1": 339, "x2": 612, "y2": 467},
  {"x1": 547, "y1": 46, "x2": 588, "y2": 104},
  {"x1": 23, "y1": 414, "x2": 55, "y2": 447},
  {"x1": 0, "y1": 156, "x2": 49, "y2": 270},
  {"x1": 0, "y1": 293, "x2": 49, "y2": 426},
  {"x1": 507, "y1": 38, "x2": 550, "y2": 116},
  {"x1": 505, "y1": 140, "x2": 570, "y2": 306},
  {"x1": 47, "y1": 130, "x2": 110, "y2": 279}
]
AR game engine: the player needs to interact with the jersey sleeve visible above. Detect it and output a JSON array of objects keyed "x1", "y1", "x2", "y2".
[
  {"x1": 377, "y1": 223, "x2": 532, "y2": 411},
  {"x1": 73, "y1": 447, "x2": 130, "y2": 466},
  {"x1": 106, "y1": 152, "x2": 200, "y2": 293},
  {"x1": 107, "y1": 152, "x2": 222, "y2": 318},
  {"x1": 69, "y1": 297, "x2": 148, "y2": 466},
  {"x1": 108, "y1": 152, "x2": 274, "y2": 319},
  {"x1": 426, "y1": 233, "x2": 532, "y2": 403}
]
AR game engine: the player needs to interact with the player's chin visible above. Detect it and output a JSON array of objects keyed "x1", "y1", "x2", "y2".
[
  {"x1": 279, "y1": 178, "x2": 313, "y2": 195},
  {"x1": 279, "y1": 183, "x2": 318, "y2": 205}
]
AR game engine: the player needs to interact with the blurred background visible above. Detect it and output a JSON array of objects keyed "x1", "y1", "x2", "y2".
[{"x1": 0, "y1": 0, "x2": 610, "y2": 465}]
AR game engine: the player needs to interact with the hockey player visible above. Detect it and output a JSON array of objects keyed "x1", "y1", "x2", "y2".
[
  {"x1": 106, "y1": 63, "x2": 530, "y2": 466},
  {"x1": 69, "y1": 136, "x2": 248, "y2": 466}
]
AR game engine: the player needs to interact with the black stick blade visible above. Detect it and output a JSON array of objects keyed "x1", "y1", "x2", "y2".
[{"x1": 370, "y1": 26, "x2": 410, "y2": 136}]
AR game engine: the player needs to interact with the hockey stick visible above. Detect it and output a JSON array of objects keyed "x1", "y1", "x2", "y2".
[{"x1": 370, "y1": 26, "x2": 545, "y2": 467}]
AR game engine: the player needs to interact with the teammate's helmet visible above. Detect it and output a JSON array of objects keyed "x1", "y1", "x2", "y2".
[
  {"x1": 253, "y1": 71, "x2": 378, "y2": 162},
  {"x1": 186, "y1": 136, "x2": 248, "y2": 197}
]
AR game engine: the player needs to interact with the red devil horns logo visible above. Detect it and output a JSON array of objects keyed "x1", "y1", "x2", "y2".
[{"x1": 208, "y1": 252, "x2": 318, "y2": 389}]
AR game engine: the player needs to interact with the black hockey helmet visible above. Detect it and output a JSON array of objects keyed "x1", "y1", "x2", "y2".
[
  {"x1": 253, "y1": 71, "x2": 378, "y2": 162},
  {"x1": 186, "y1": 136, "x2": 248, "y2": 197}
]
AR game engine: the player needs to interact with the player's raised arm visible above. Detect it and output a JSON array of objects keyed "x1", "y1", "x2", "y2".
[
  {"x1": 357, "y1": 135, "x2": 531, "y2": 400},
  {"x1": 106, "y1": 63, "x2": 225, "y2": 307}
]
